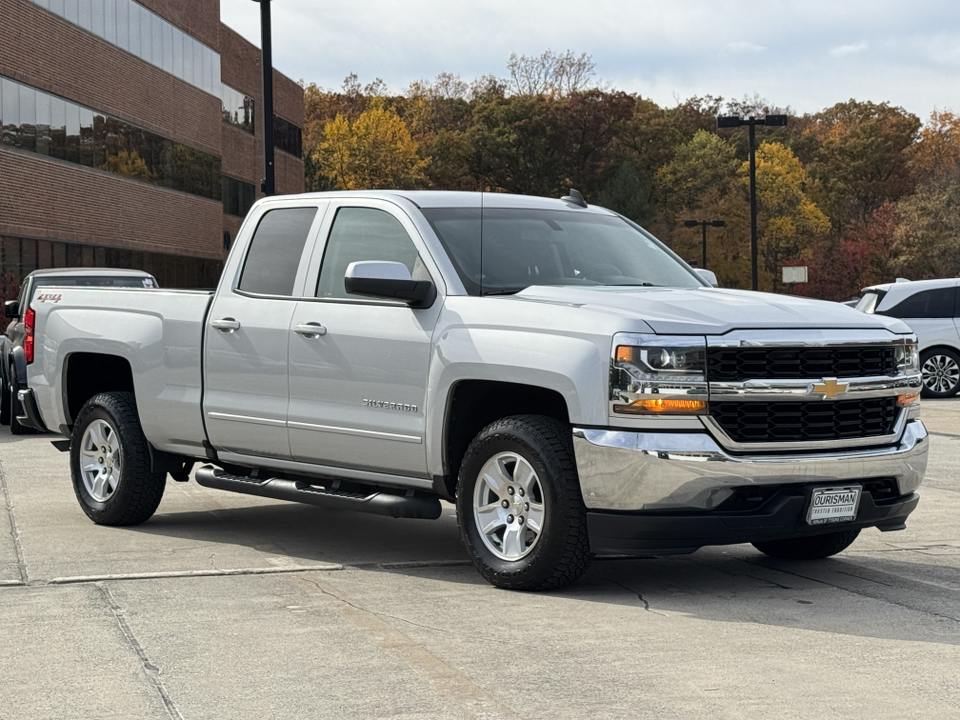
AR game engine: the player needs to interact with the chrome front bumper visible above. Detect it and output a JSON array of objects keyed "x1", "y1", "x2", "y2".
[{"x1": 572, "y1": 420, "x2": 928, "y2": 512}]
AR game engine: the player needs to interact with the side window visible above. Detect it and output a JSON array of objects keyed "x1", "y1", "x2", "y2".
[
  {"x1": 316, "y1": 207, "x2": 421, "y2": 299},
  {"x1": 883, "y1": 288, "x2": 956, "y2": 319},
  {"x1": 237, "y1": 207, "x2": 318, "y2": 296}
]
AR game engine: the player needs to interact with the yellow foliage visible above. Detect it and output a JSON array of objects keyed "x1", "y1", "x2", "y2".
[
  {"x1": 314, "y1": 102, "x2": 428, "y2": 190},
  {"x1": 913, "y1": 109, "x2": 960, "y2": 178},
  {"x1": 100, "y1": 149, "x2": 152, "y2": 182},
  {"x1": 739, "y1": 142, "x2": 829, "y2": 290}
]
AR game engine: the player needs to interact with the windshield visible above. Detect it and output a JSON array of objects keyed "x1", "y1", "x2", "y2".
[
  {"x1": 855, "y1": 291, "x2": 884, "y2": 314},
  {"x1": 421, "y1": 207, "x2": 704, "y2": 295}
]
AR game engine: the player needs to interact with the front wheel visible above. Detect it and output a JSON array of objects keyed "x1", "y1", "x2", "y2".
[
  {"x1": 920, "y1": 349, "x2": 960, "y2": 398},
  {"x1": 752, "y1": 528, "x2": 861, "y2": 560},
  {"x1": 456, "y1": 415, "x2": 591, "y2": 591},
  {"x1": 70, "y1": 392, "x2": 166, "y2": 526}
]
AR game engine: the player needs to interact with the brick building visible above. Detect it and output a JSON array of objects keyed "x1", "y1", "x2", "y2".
[{"x1": 0, "y1": 0, "x2": 304, "y2": 292}]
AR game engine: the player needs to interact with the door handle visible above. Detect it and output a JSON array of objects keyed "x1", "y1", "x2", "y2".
[
  {"x1": 294, "y1": 322, "x2": 327, "y2": 338},
  {"x1": 211, "y1": 318, "x2": 241, "y2": 332}
]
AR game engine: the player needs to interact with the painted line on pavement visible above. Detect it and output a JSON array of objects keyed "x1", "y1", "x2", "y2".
[{"x1": 47, "y1": 563, "x2": 343, "y2": 585}]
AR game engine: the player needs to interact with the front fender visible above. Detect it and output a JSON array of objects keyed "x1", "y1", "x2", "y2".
[{"x1": 426, "y1": 326, "x2": 609, "y2": 476}]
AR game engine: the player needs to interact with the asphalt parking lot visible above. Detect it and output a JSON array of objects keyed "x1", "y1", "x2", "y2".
[{"x1": 2, "y1": 404, "x2": 959, "y2": 720}]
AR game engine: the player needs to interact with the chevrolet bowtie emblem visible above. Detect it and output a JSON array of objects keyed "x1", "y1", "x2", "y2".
[{"x1": 812, "y1": 378, "x2": 849, "y2": 398}]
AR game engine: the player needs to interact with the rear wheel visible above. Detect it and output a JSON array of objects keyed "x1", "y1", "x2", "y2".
[
  {"x1": 456, "y1": 415, "x2": 591, "y2": 591},
  {"x1": 752, "y1": 529, "x2": 861, "y2": 560},
  {"x1": 920, "y1": 348, "x2": 960, "y2": 398},
  {"x1": 70, "y1": 392, "x2": 166, "y2": 526}
]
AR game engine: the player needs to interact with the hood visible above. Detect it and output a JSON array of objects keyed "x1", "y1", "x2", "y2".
[{"x1": 510, "y1": 286, "x2": 913, "y2": 336}]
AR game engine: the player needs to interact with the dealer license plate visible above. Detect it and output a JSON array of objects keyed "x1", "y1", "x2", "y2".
[{"x1": 807, "y1": 486, "x2": 862, "y2": 525}]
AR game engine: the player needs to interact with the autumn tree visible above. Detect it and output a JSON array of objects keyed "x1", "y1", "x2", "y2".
[
  {"x1": 797, "y1": 202, "x2": 898, "y2": 301},
  {"x1": 803, "y1": 100, "x2": 921, "y2": 231},
  {"x1": 744, "y1": 142, "x2": 830, "y2": 291},
  {"x1": 313, "y1": 101, "x2": 428, "y2": 190},
  {"x1": 913, "y1": 110, "x2": 960, "y2": 178},
  {"x1": 889, "y1": 169, "x2": 960, "y2": 279},
  {"x1": 654, "y1": 131, "x2": 749, "y2": 286}
]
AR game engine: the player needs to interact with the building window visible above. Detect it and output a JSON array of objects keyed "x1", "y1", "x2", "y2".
[
  {"x1": 274, "y1": 115, "x2": 302, "y2": 158},
  {"x1": 1, "y1": 76, "x2": 222, "y2": 202},
  {"x1": 0, "y1": 234, "x2": 225, "y2": 328},
  {"x1": 222, "y1": 175, "x2": 257, "y2": 217},
  {"x1": 221, "y1": 84, "x2": 254, "y2": 134},
  {"x1": 26, "y1": 0, "x2": 221, "y2": 96}
]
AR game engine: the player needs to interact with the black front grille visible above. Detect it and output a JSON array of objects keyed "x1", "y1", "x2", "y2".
[
  {"x1": 711, "y1": 397, "x2": 899, "y2": 443},
  {"x1": 707, "y1": 347, "x2": 897, "y2": 382}
]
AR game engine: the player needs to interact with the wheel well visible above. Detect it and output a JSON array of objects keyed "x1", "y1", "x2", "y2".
[
  {"x1": 441, "y1": 380, "x2": 570, "y2": 499},
  {"x1": 65, "y1": 353, "x2": 135, "y2": 426},
  {"x1": 920, "y1": 345, "x2": 960, "y2": 359}
]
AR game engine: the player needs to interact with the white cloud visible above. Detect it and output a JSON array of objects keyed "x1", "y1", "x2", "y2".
[
  {"x1": 720, "y1": 41, "x2": 767, "y2": 56},
  {"x1": 220, "y1": 0, "x2": 960, "y2": 117},
  {"x1": 830, "y1": 42, "x2": 869, "y2": 57}
]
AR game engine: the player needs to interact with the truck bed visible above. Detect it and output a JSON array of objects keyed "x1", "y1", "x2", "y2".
[{"x1": 29, "y1": 287, "x2": 214, "y2": 458}]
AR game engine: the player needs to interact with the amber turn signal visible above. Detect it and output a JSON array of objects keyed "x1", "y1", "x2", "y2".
[
  {"x1": 615, "y1": 345, "x2": 634, "y2": 363},
  {"x1": 613, "y1": 398, "x2": 708, "y2": 414},
  {"x1": 897, "y1": 392, "x2": 920, "y2": 407}
]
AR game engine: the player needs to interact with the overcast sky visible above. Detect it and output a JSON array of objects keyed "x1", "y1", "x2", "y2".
[{"x1": 221, "y1": 0, "x2": 960, "y2": 120}]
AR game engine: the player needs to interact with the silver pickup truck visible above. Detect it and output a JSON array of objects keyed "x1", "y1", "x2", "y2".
[{"x1": 24, "y1": 190, "x2": 928, "y2": 590}]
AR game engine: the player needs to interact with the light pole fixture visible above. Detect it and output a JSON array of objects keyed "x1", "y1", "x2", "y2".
[
  {"x1": 251, "y1": 0, "x2": 275, "y2": 196},
  {"x1": 683, "y1": 219, "x2": 726, "y2": 270},
  {"x1": 716, "y1": 114, "x2": 787, "y2": 291}
]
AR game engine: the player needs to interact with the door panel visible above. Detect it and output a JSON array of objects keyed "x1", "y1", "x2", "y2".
[
  {"x1": 202, "y1": 204, "x2": 323, "y2": 459},
  {"x1": 203, "y1": 293, "x2": 296, "y2": 459},
  {"x1": 287, "y1": 301, "x2": 436, "y2": 475},
  {"x1": 286, "y1": 203, "x2": 441, "y2": 477}
]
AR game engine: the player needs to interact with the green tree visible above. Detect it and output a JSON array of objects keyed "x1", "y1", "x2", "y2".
[{"x1": 467, "y1": 95, "x2": 564, "y2": 195}]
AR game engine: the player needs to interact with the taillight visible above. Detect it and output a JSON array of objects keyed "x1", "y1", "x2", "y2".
[{"x1": 24, "y1": 308, "x2": 35, "y2": 364}]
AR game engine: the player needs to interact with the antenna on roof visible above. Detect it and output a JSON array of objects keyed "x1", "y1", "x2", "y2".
[{"x1": 561, "y1": 188, "x2": 587, "y2": 208}]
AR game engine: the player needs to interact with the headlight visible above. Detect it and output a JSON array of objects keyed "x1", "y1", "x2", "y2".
[
  {"x1": 895, "y1": 340, "x2": 919, "y2": 376},
  {"x1": 611, "y1": 335, "x2": 708, "y2": 415}
]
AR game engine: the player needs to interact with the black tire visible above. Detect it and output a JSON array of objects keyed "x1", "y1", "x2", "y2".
[
  {"x1": 0, "y1": 377, "x2": 10, "y2": 426},
  {"x1": 70, "y1": 391, "x2": 166, "y2": 526},
  {"x1": 752, "y1": 528, "x2": 861, "y2": 560},
  {"x1": 456, "y1": 415, "x2": 591, "y2": 591},
  {"x1": 8, "y1": 370, "x2": 30, "y2": 435},
  {"x1": 920, "y1": 348, "x2": 960, "y2": 398}
]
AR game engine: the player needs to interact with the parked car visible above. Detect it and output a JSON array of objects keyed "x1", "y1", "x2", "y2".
[
  {"x1": 1, "y1": 268, "x2": 158, "y2": 433},
  {"x1": 856, "y1": 278, "x2": 960, "y2": 397},
  {"x1": 23, "y1": 191, "x2": 926, "y2": 590}
]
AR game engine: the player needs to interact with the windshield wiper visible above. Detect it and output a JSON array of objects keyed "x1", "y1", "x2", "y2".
[{"x1": 607, "y1": 282, "x2": 658, "y2": 287}]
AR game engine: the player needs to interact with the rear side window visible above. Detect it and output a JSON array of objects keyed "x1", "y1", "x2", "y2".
[
  {"x1": 238, "y1": 207, "x2": 318, "y2": 296},
  {"x1": 881, "y1": 287, "x2": 957, "y2": 319}
]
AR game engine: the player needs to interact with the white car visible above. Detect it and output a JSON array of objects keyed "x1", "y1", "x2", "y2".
[{"x1": 857, "y1": 278, "x2": 960, "y2": 397}]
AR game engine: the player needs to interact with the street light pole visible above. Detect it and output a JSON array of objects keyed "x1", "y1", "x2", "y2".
[
  {"x1": 252, "y1": 0, "x2": 275, "y2": 196},
  {"x1": 684, "y1": 219, "x2": 726, "y2": 270},
  {"x1": 748, "y1": 119, "x2": 757, "y2": 291},
  {"x1": 717, "y1": 114, "x2": 787, "y2": 291}
]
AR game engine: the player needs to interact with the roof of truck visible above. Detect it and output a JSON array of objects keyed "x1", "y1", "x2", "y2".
[{"x1": 260, "y1": 190, "x2": 617, "y2": 213}]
